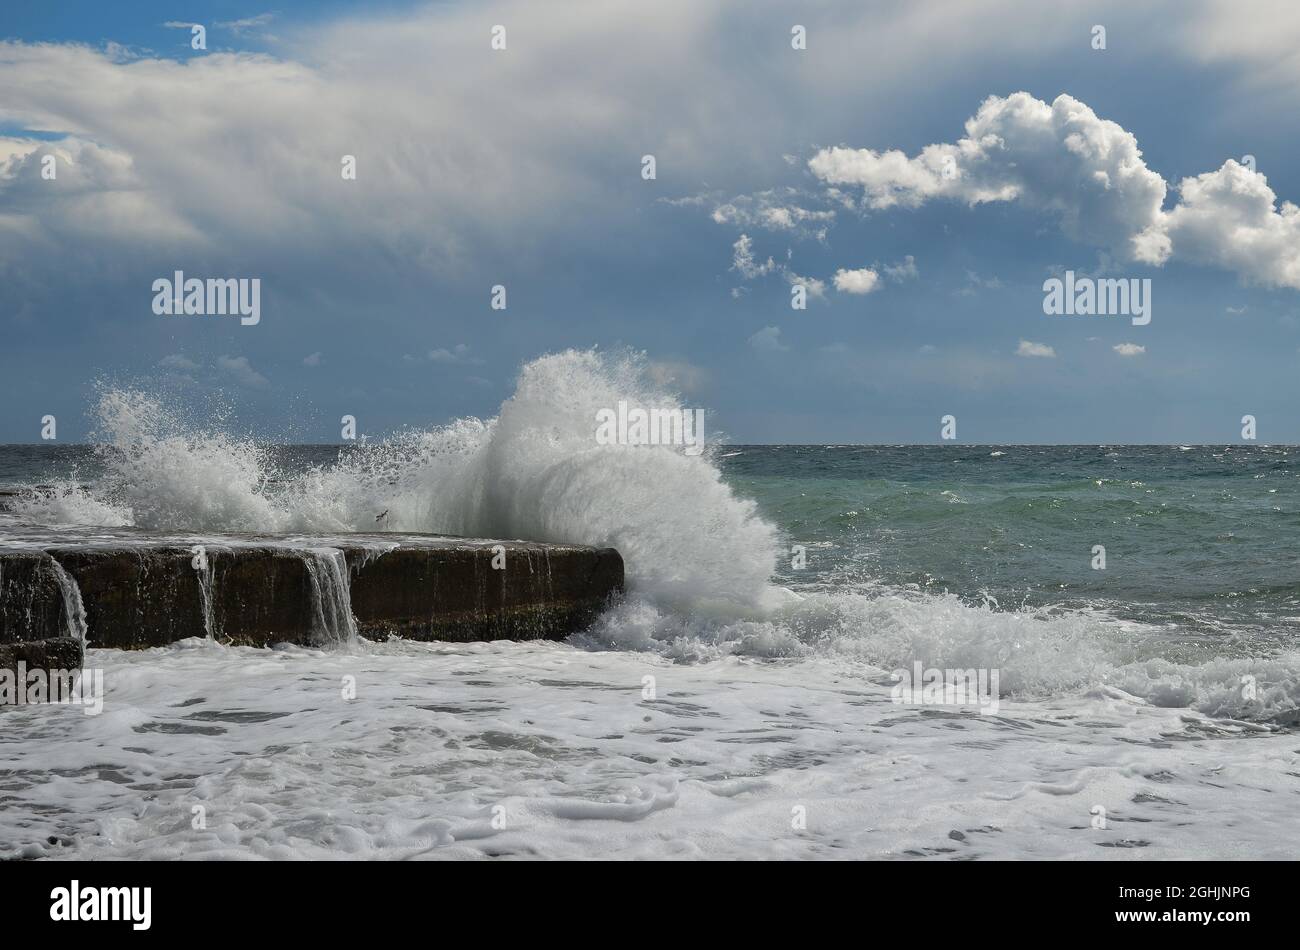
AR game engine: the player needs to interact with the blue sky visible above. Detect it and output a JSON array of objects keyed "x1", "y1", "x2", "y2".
[{"x1": 2, "y1": 0, "x2": 1299, "y2": 443}]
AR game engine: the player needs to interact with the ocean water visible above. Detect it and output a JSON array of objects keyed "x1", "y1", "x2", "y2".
[{"x1": 2, "y1": 350, "x2": 1299, "y2": 860}]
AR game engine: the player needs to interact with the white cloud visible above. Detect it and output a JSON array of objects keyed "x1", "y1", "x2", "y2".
[
  {"x1": 0, "y1": 3, "x2": 793, "y2": 284},
  {"x1": 0, "y1": 136, "x2": 196, "y2": 244},
  {"x1": 710, "y1": 189, "x2": 835, "y2": 239},
  {"x1": 1171, "y1": 0, "x2": 1300, "y2": 93},
  {"x1": 214, "y1": 14, "x2": 275, "y2": 36},
  {"x1": 785, "y1": 271, "x2": 826, "y2": 299},
  {"x1": 883, "y1": 255, "x2": 919, "y2": 282},
  {"x1": 809, "y1": 92, "x2": 1169, "y2": 261},
  {"x1": 808, "y1": 91, "x2": 1300, "y2": 289},
  {"x1": 1149, "y1": 160, "x2": 1300, "y2": 289},
  {"x1": 216, "y1": 355, "x2": 269, "y2": 388},
  {"x1": 731, "y1": 234, "x2": 776, "y2": 279},
  {"x1": 1016, "y1": 340, "x2": 1056, "y2": 358},
  {"x1": 732, "y1": 234, "x2": 825, "y2": 300},
  {"x1": 748, "y1": 326, "x2": 789, "y2": 352},
  {"x1": 1113, "y1": 343, "x2": 1146, "y2": 357},
  {"x1": 833, "y1": 267, "x2": 881, "y2": 294}
]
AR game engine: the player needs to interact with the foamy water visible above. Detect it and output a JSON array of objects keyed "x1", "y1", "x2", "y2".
[
  {"x1": 3, "y1": 350, "x2": 1300, "y2": 859},
  {"x1": 4, "y1": 639, "x2": 1295, "y2": 860}
]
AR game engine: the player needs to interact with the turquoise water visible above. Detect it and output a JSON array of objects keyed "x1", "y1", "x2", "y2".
[{"x1": 727, "y1": 445, "x2": 1300, "y2": 648}]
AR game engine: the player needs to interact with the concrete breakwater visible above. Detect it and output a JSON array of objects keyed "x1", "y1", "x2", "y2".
[{"x1": 0, "y1": 534, "x2": 624, "y2": 648}]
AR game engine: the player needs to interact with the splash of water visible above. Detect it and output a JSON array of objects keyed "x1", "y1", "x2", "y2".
[
  {"x1": 18, "y1": 350, "x2": 778, "y2": 615},
  {"x1": 13, "y1": 349, "x2": 1300, "y2": 721}
]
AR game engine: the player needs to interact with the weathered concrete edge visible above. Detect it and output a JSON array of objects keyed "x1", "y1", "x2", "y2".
[
  {"x1": 0, "y1": 540, "x2": 624, "y2": 649},
  {"x1": 0, "y1": 636, "x2": 84, "y2": 672}
]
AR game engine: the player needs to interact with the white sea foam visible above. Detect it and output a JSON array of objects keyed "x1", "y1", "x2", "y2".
[
  {"x1": 3, "y1": 639, "x2": 1298, "y2": 861},
  {"x1": 7, "y1": 350, "x2": 1300, "y2": 724}
]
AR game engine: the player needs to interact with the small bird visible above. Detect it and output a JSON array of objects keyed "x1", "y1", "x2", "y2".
[{"x1": 375, "y1": 509, "x2": 389, "y2": 526}]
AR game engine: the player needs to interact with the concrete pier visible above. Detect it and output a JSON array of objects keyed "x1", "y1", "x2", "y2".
[{"x1": 0, "y1": 535, "x2": 623, "y2": 648}]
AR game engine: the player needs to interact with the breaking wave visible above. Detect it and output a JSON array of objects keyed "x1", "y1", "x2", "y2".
[
  {"x1": 10, "y1": 349, "x2": 1300, "y2": 722},
  {"x1": 14, "y1": 350, "x2": 778, "y2": 613}
]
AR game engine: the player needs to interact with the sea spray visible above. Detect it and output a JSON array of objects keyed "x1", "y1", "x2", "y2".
[
  {"x1": 6, "y1": 373, "x2": 1300, "y2": 719},
  {"x1": 11, "y1": 484, "x2": 130, "y2": 527},
  {"x1": 90, "y1": 388, "x2": 280, "y2": 532},
  {"x1": 27, "y1": 350, "x2": 779, "y2": 614}
]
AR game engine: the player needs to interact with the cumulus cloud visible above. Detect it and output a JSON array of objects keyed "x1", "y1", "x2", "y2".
[
  {"x1": 809, "y1": 92, "x2": 1168, "y2": 261},
  {"x1": 1016, "y1": 340, "x2": 1056, "y2": 358},
  {"x1": 0, "y1": 136, "x2": 195, "y2": 245},
  {"x1": 1113, "y1": 342, "x2": 1146, "y2": 356},
  {"x1": 785, "y1": 270, "x2": 826, "y2": 299},
  {"x1": 809, "y1": 91, "x2": 1300, "y2": 289},
  {"x1": 832, "y1": 267, "x2": 881, "y2": 294},
  {"x1": 1150, "y1": 160, "x2": 1300, "y2": 289}
]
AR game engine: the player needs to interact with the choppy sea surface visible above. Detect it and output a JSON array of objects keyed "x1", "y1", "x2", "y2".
[{"x1": 2, "y1": 351, "x2": 1299, "y2": 859}]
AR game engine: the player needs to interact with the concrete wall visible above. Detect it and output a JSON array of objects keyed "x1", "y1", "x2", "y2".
[{"x1": 0, "y1": 538, "x2": 623, "y2": 648}]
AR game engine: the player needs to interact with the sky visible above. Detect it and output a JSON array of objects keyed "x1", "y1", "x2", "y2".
[{"x1": 1, "y1": 0, "x2": 1299, "y2": 443}]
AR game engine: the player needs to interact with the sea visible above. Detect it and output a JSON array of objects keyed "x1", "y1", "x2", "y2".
[{"x1": 1, "y1": 351, "x2": 1298, "y2": 859}]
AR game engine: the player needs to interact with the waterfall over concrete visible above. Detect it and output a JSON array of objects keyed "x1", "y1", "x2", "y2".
[{"x1": 0, "y1": 531, "x2": 622, "y2": 649}]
